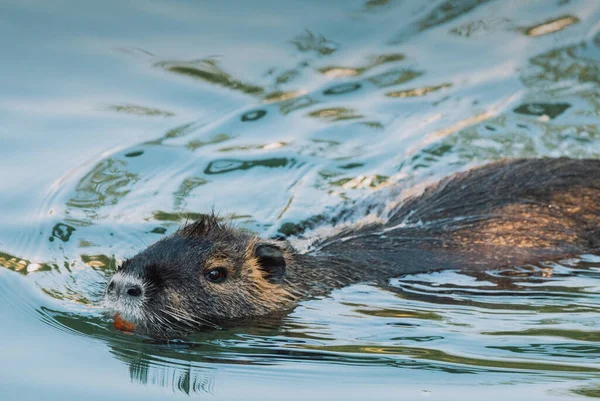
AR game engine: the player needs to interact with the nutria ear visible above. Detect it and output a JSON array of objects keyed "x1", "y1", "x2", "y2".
[{"x1": 254, "y1": 243, "x2": 286, "y2": 284}]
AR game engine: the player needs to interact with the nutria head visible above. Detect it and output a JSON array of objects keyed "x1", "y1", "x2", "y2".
[{"x1": 103, "y1": 215, "x2": 297, "y2": 337}]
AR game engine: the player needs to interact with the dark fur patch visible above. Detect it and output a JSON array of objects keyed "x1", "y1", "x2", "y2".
[{"x1": 179, "y1": 213, "x2": 222, "y2": 238}]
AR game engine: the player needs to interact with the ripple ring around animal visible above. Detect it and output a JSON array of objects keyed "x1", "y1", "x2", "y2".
[{"x1": 104, "y1": 158, "x2": 600, "y2": 338}]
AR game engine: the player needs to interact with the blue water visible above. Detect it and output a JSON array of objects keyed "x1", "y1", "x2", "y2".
[{"x1": 1, "y1": 0, "x2": 600, "y2": 400}]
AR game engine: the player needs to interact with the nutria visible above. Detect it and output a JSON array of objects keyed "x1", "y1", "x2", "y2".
[{"x1": 104, "y1": 158, "x2": 600, "y2": 337}]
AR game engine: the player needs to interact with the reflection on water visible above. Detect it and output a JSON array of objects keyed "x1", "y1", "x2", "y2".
[
  {"x1": 156, "y1": 58, "x2": 265, "y2": 96},
  {"x1": 386, "y1": 82, "x2": 452, "y2": 98},
  {"x1": 127, "y1": 356, "x2": 216, "y2": 396},
  {"x1": 291, "y1": 30, "x2": 339, "y2": 56},
  {"x1": 2, "y1": 0, "x2": 600, "y2": 399},
  {"x1": 22, "y1": 257, "x2": 600, "y2": 396},
  {"x1": 319, "y1": 53, "x2": 405, "y2": 78},
  {"x1": 523, "y1": 15, "x2": 580, "y2": 37},
  {"x1": 104, "y1": 104, "x2": 176, "y2": 117}
]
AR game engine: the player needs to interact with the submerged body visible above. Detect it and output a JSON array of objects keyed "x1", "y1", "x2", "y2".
[{"x1": 105, "y1": 158, "x2": 600, "y2": 337}]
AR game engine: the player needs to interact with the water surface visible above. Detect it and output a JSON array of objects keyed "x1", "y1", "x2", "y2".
[{"x1": 1, "y1": 0, "x2": 600, "y2": 400}]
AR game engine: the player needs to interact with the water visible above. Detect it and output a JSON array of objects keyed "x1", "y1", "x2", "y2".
[{"x1": 1, "y1": 0, "x2": 600, "y2": 399}]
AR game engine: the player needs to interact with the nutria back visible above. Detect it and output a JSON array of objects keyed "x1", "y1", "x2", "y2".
[
  {"x1": 318, "y1": 158, "x2": 600, "y2": 276},
  {"x1": 105, "y1": 158, "x2": 600, "y2": 337}
]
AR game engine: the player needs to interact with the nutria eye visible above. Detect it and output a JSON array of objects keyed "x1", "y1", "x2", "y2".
[{"x1": 205, "y1": 268, "x2": 227, "y2": 283}]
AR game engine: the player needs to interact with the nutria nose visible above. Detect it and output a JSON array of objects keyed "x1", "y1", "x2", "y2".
[
  {"x1": 126, "y1": 285, "x2": 142, "y2": 297},
  {"x1": 107, "y1": 278, "x2": 143, "y2": 298}
]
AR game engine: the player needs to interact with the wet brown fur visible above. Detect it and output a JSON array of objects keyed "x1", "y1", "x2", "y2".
[
  {"x1": 107, "y1": 158, "x2": 600, "y2": 336},
  {"x1": 180, "y1": 220, "x2": 298, "y2": 310}
]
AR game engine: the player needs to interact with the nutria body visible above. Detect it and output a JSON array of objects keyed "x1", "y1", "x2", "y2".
[{"x1": 104, "y1": 158, "x2": 600, "y2": 337}]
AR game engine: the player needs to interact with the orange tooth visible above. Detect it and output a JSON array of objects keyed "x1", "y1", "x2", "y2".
[{"x1": 114, "y1": 313, "x2": 136, "y2": 333}]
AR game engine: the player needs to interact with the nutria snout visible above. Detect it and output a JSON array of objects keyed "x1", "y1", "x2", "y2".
[{"x1": 104, "y1": 158, "x2": 600, "y2": 337}]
